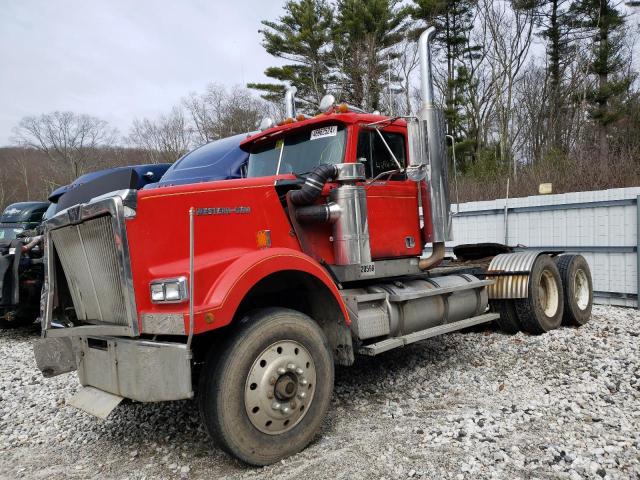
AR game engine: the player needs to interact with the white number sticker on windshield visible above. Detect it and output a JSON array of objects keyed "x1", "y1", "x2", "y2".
[{"x1": 310, "y1": 125, "x2": 338, "y2": 141}]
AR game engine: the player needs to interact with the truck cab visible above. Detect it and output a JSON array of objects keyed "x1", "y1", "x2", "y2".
[{"x1": 33, "y1": 27, "x2": 593, "y2": 467}]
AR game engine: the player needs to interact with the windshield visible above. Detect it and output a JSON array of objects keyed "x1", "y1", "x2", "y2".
[
  {"x1": 0, "y1": 226, "x2": 23, "y2": 241},
  {"x1": 247, "y1": 125, "x2": 346, "y2": 177}
]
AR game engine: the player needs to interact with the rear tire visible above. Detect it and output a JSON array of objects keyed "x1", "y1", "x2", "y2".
[
  {"x1": 516, "y1": 255, "x2": 564, "y2": 334},
  {"x1": 554, "y1": 254, "x2": 593, "y2": 326},
  {"x1": 491, "y1": 300, "x2": 521, "y2": 333},
  {"x1": 198, "y1": 307, "x2": 334, "y2": 466}
]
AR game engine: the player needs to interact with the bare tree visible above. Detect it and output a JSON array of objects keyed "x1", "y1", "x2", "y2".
[
  {"x1": 389, "y1": 37, "x2": 420, "y2": 115},
  {"x1": 0, "y1": 167, "x2": 9, "y2": 210},
  {"x1": 11, "y1": 111, "x2": 117, "y2": 184},
  {"x1": 480, "y1": 0, "x2": 535, "y2": 176},
  {"x1": 127, "y1": 106, "x2": 192, "y2": 164},
  {"x1": 12, "y1": 149, "x2": 31, "y2": 200},
  {"x1": 183, "y1": 84, "x2": 268, "y2": 145}
]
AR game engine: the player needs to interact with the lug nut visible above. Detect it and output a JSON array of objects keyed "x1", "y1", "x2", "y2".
[
  {"x1": 295, "y1": 367, "x2": 303, "y2": 375},
  {"x1": 300, "y1": 378, "x2": 308, "y2": 386},
  {"x1": 287, "y1": 363, "x2": 296, "y2": 371},
  {"x1": 282, "y1": 406, "x2": 291, "y2": 415},
  {"x1": 277, "y1": 367, "x2": 286, "y2": 375},
  {"x1": 298, "y1": 391, "x2": 306, "y2": 399},
  {"x1": 272, "y1": 402, "x2": 281, "y2": 411},
  {"x1": 269, "y1": 376, "x2": 277, "y2": 385},
  {"x1": 267, "y1": 392, "x2": 274, "y2": 399},
  {"x1": 290, "y1": 400, "x2": 297, "y2": 409}
]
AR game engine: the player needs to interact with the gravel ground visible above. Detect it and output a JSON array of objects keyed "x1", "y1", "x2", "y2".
[{"x1": 1, "y1": 305, "x2": 639, "y2": 480}]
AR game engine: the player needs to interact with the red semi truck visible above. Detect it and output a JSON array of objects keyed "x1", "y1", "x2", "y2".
[{"x1": 34, "y1": 27, "x2": 593, "y2": 466}]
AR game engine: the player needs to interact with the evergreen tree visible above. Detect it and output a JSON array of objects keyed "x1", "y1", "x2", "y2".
[
  {"x1": 248, "y1": 0, "x2": 335, "y2": 108},
  {"x1": 515, "y1": 0, "x2": 577, "y2": 153},
  {"x1": 569, "y1": 0, "x2": 629, "y2": 158},
  {"x1": 408, "y1": 0, "x2": 480, "y2": 160},
  {"x1": 332, "y1": 0, "x2": 405, "y2": 111}
]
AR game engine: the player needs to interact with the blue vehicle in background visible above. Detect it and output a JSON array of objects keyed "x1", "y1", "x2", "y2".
[{"x1": 149, "y1": 132, "x2": 249, "y2": 188}]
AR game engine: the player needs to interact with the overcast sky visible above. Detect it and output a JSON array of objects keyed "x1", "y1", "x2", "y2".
[{"x1": 0, "y1": 0, "x2": 287, "y2": 146}]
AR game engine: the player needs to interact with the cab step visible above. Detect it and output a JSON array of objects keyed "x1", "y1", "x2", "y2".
[{"x1": 357, "y1": 312, "x2": 499, "y2": 356}]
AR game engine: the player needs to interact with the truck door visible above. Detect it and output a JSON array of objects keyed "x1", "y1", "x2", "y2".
[{"x1": 356, "y1": 126, "x2": 423, "y2": 260}]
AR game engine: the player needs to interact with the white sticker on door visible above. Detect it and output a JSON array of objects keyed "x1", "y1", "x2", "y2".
[{"x1": 310, "y1": 125, "x2": 338, "y2": 140}]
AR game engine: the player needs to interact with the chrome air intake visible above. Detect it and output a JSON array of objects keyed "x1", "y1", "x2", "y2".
[{"x1": 289, "y1": 163, "x2": 371, "y2": 266}]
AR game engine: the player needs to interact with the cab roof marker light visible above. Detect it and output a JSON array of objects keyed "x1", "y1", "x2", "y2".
[
  {"x1": 319, "y1": 94, "x2": 336, "y2": 113},
  {"x1": 259, "y1": 117, "x2": 274, "y2": 131}
]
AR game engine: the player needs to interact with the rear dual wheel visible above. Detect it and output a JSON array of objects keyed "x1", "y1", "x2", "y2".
[
  {"x1": 516, "y1": 255, "x2": 564, "y2": 334},
  {"x1": 493, "y1": 254, "x2": 593, "y2": 334},
  {"x1": 491, "y1": 300, "x2": 520, "y2": 334},
  {"x1": 199, "y1": 308, "x2": 334, "y2": 466},
  {"x1": 554, "y1": 254, "x2": 593, "y2": 326}
]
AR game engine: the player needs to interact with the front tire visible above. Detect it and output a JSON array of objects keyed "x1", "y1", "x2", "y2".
[{"x1": 199, "y1": 308, "x2": 334, "y2": 466}]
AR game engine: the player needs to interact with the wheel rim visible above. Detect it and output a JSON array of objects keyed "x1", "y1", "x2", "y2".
[
  {"x1": 538, "y1": 270, "x2": 559, "y2": 318},
  {"x1": 574, "y1": 268, "x2": 589, "y2": 311},
  {"x1": 244, "y1": 340, "x2": 316, "y2": 435}
]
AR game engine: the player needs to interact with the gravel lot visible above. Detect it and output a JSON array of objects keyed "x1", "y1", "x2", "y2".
[{"x1": 1, "y1": 305, "x2": 639, "y2": 480}]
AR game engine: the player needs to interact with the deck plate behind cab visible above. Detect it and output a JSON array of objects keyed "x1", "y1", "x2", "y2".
[{"x1": 68, "y1": 386, "x2": 123, "y2": 419}]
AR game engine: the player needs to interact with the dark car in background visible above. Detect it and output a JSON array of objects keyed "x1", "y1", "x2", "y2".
[{"x1": 0, "y1": 202, "x2": 49, "y2": 326}]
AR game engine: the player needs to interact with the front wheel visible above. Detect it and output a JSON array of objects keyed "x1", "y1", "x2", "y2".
[{"x1": 199, "y1": 308, "x2": 334, "y2": 466}]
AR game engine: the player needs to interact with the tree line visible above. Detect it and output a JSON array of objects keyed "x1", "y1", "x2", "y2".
[
  {"x1": 250, "y1": 0, "x2": 639, "y2": 197},
  {"x1": 1, "y1": 0, "x2": 639, "y2": 211},
  {"x1": 0, "y1": 84, "x2": 274, "y2": 209}
]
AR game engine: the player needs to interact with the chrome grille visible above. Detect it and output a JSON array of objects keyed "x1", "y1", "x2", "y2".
[{"x1": 51, "y1": 215, "x2": 128, "y2": 326}]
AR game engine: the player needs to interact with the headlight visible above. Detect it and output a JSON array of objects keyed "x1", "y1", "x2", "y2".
[
  {"x1": 150, "y1": 277, "x2": 188, "y2": 303},
  {"x1": 150, "y1": 283, "x2": 165, "y2": 302}
]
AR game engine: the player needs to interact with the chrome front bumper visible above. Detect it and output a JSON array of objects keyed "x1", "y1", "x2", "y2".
[{"x1": 34, "y1": 336, "x2": 193, "y2": 402}]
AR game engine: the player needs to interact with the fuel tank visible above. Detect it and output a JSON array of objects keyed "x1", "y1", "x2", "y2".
[{"x1": 343, "y1": 274, "x2": 488, "y2": 340}]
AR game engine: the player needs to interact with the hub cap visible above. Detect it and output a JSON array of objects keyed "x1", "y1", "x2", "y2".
[
  {"x1": 244, "y1": 340, "x2": 316, "y2": 435},
  {"x1": 574, "y1": 268, "x2": 589, "y2": 310},
  {"x1": 539, "y1": 270, "x2": 560, "y2": 317}
]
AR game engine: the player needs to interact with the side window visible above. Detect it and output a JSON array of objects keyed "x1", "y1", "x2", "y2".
[{"x1": 356, "y1": 130, "x2": 407, "y2": 179}]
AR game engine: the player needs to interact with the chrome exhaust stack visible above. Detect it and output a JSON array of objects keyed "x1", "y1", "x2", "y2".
[
  {"x1": 418, "y1": 27, "x2": 451, "y2": 244},
  {"x1": 285, "y1": 86, "x2": 297, "y2": 119},
  {"x1": 408, "y1": 27, "x2": 451, "y2": 270}
]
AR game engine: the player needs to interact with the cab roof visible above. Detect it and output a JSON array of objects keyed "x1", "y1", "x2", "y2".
[{"x1": 239, "y1": 112, "x2": 406, "y2": 151}]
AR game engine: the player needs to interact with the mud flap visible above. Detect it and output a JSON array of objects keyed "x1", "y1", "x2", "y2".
[{"x1": 67, "y1": 386, "x2": 123, "y2": 419}]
